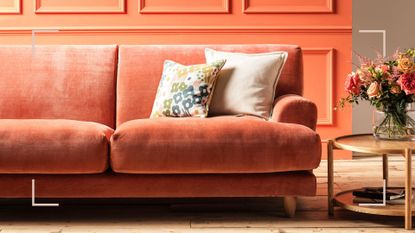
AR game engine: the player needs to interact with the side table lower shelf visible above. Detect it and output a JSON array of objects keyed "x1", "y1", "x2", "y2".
[
  {"x1": 334, "y1": 189, "x2": 415, "y2": 216},
  {"x1": 328, "y1": 135, "x2": 414, "y2": 229}
]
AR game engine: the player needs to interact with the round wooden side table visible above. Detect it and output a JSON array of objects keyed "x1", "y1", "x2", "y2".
[{"x1": 327, "y1": 134, "x2": 414, "y2": 230}]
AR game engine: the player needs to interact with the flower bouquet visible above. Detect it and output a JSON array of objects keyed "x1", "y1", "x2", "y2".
[{"x1": 340, "y1": 48, "x2": 415, "y2": 140}]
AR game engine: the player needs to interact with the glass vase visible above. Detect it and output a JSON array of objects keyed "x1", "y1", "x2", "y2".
[{"x1": 373, "y1": 103, "x2": 415, "y2": 140}]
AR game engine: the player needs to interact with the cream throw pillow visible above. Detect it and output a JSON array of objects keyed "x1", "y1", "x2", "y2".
[{"x1": 205, "y1": 48, "x2": 288, "y2": 119}]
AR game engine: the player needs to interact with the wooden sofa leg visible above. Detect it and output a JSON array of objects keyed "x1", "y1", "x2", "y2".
[{"x1": 283, "y1": 196, "x2": 297, "y2": 218}]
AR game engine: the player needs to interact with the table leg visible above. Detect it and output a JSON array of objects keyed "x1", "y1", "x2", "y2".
[
  {"x1": 382, "y1": 154, "x2": 388, "y2": 188},
  {"x1": 405, "y1": 148, "x2": 412, "y2": 230},
  {"x1": 328, "y1": 140, "x2": 334, "y2": 216}
]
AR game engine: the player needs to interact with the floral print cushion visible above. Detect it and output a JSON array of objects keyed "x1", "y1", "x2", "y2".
[{"x1": 150, "y1": 59, "x2": 226, "y2": 118}]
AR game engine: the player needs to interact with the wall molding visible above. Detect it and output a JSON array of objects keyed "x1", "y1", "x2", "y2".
[
  {"x1": 243, "y1": 0, "x2": 333, "y2": 13},
  {"x1": 140, "y1": 0, "x2": 229, "y2": 13},
  {"x1": 34, "y1": 0, "x2": 126, "y2": 14},
  {"x1": 0, "y1": 26, "x2": 352, "y2": 35},
  {"x1": 303, "y1": 48, "x2": 334, "y2": 126},
  {"x1": 0, "y1": 0, "x2": 21, "y2": 14}
]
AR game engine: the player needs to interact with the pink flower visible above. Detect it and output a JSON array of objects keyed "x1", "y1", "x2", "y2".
[
  {"x1": 356, "y1": 69, "x2": 372, "y2": 84},
  {"x1": 361, "y1": 62, "x2": 373, "y2": 70},
  {"x1": 375, "y1": 66, "x2": 383, "y2": 73},
  {"x1": 374, "y1": 64, "x2": 390, "y2": 75},
  {"x1": 344, "y1": 72, "x2": 361, "y2": 95},
  {"x1": 380, "y1": 64, "x2": 389, "y2": 73},
  {"x1": 367, "y1": 82, "x2": 381, "y2": 99},
  {"x1": 398, "y1": 73, "x2": 415, "y2": 95}
]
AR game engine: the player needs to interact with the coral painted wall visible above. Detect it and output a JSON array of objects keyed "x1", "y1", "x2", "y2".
[{"x1": 0, "y1": 0, "x2": 352, "y2": 159}]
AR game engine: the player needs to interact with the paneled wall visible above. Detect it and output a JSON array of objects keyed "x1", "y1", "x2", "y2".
[{"x1": 0, "y1": 0, "x2": 352, "y2": 159}]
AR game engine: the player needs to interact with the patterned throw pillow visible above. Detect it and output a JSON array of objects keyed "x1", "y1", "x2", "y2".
[{"x1": 150, "y1": 59, "x2": 226, "y2": 118}]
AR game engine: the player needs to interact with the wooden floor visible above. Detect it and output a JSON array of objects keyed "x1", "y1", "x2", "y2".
[{"x1": 1, "y1": 156, "x2": 414, "y2": 233}]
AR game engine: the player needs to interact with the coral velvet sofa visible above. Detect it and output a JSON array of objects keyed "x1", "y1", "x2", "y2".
[{"x1": 0, "y1": 44, "x2": 321, "y2": 216}]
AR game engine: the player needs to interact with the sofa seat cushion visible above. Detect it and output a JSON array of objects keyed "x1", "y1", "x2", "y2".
[
  {"x1": 0, "y1": 119, "x2": 113, "y2": 174},
  {"x1": 110, "y1": 116, "x2": 321, "y2": 174}
]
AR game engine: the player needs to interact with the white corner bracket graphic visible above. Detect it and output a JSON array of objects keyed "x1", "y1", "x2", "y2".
[
  {"x1": 358, "y1": 29, "x2": 386, "y2": 57},
  {"x1": 32, "y1": 179, "x2": 59, "y2": 207},
  {"x1": 358, "y1": 179, "x2": 387, "y2": 207},
  {"x1": 31, "y1": 29, "x2": 59, "y2": 55}
]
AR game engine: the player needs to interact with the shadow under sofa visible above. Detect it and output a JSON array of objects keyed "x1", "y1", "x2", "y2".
[{"x1": 0, "y1": 44, "x2": 321, "y2": 217}]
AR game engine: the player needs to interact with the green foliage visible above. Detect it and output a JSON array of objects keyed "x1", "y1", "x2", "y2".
[{"x1": 406, "y1": 48, "x2": 415, "y2": 57}]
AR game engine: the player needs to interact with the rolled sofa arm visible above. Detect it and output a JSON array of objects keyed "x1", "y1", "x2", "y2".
[{"x1": 271, "y1": 94, "x2": 318, "y2": 130}]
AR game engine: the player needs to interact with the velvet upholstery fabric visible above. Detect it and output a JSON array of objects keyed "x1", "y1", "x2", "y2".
[
  {"x1": 0, "y1": 171, "x2": 316, "y2": 198},
  {"x1": 117, "y1": 44, "x2": 303, "y2": 126},
  {"x1": 0, "y1": 45, "x2": 118, "y2": 128},
  {"x1": 110, "y1": 116, "x2": 321, "y2": 174},
  {"x1": 0, "y1": 119, "x2": 113, "y2": 174},
  {"x1": 272, "y1": 94, "x2": 318, "y2": 130}
]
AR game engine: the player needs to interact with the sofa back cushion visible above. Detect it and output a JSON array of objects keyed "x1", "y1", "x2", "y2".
[
  {"x1": 0, "y1": 45, "x2": 118, "y2": 128},
  {"x1": 117, "y1": 44, "x2": 303, "y2": 125},
  {"x1": 117, "y1": 44, "x2": 303, "y2": 126}
]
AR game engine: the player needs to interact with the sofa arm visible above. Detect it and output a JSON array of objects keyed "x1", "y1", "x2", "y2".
[{"x1": 271, "y1": 94, "x2": 318, "y2": 130}]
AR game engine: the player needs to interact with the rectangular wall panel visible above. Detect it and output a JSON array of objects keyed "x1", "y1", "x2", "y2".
[
  {"x1": 0, "y1": 0, "x2": 20, "y2": 14},
  {"x1": 303, "y1": 48, "x2": 334, "y2": 125},
  {"x1": 243, "y1": 0, "x2": 333, "y2": 13},
  {"x1": 140, "y1": 0, "x2": 229, "y2": 13},
  {"x1": 35, "y1": 0, "x2": 125, "y2": 13}
]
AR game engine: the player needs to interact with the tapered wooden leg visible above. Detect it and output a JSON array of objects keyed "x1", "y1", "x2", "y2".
[
  {"x1": 382, "y1": 154, "x2": 388, "y2": 188},
  {"x1": 405, "y1": 148, "x2": 412, "y2": 230},
  {"x1": 328, "y1": 140, "x2": 334, "y2": 216},
  {"x1": 283, "y1": 196, "x2": 296, "y2": 218}
]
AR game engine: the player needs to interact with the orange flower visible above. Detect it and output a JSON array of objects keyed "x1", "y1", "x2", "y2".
[
  {"x1": 390, "y1": 85, "x2": 401, "y2": 94},
  {"x1": 367, "y1": 82, "x2": 380, "y2": 98},
  {"x1": 398, "y1": 57, "x2": 414, "y2": 72}
]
